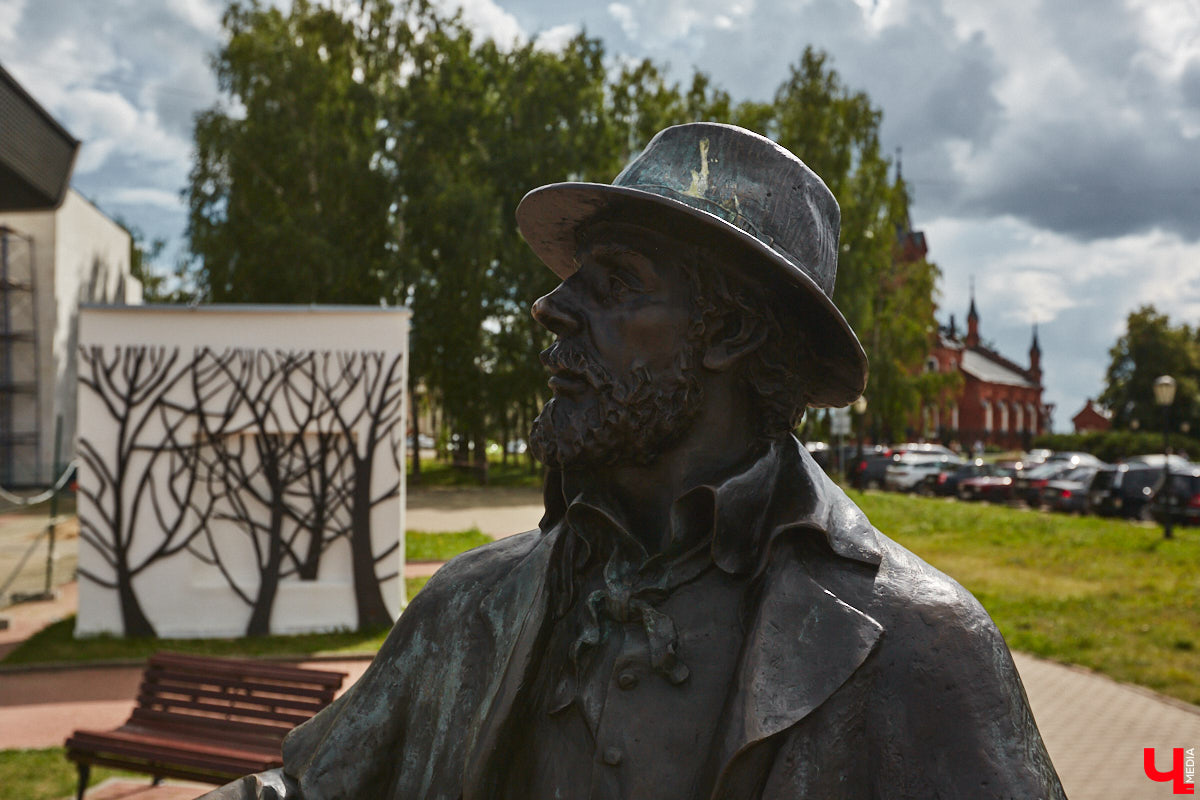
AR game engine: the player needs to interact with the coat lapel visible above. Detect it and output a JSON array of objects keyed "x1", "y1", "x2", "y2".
[
  {"x1": 706, "y1": 443, "x2": 885, "y2": 799},
  {"x1": 709, "y1": 551, "x2": 883, "y2": 799}
]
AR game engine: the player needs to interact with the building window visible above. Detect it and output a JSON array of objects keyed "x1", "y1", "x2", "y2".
[
  {"x1": 951, "y1": 403, "x2": 959, "y2": 430},
  {"x1": 1027, "y1": 403, "x2": 1038, "y2": 434},
  {"x1": 983, "y1": 400, "x2": 993, "y2": 432},
  {"x1": 925, "y1": 356, "x2": 939, "y2": 373},
  {"x1": 999, "y1": 401, "x2": 1009, "y2": 433},
  {"x1": 1014, "y1": 402, "x2": 1024, "y2": 432}
]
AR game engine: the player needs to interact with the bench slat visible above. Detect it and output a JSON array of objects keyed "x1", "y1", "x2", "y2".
[
  {"x1": 146, "y1": 653, "x2": 345, "y2": 688},
  {"x1": 144, "y1": 668, "x2": 341, "y2": 696},
  {"x1": 139, "y1": 678, "x2": 334, "y2": 708},
  {"x1": 136, "y1": 690, "x2": 322, "y2": 722}
]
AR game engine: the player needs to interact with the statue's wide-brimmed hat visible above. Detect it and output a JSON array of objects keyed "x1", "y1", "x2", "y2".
[{"x1": 516, "y1": 122, "x2": 868, "y2": 408}]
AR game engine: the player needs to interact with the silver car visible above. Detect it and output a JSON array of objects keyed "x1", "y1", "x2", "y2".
[{"x1": 885, "y1": 453, "x2": 964, "y2": 492}]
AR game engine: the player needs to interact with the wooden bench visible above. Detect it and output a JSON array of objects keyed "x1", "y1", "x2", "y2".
[{"x1": 65, "y1": 652, "x2": 346, "y2": 799}]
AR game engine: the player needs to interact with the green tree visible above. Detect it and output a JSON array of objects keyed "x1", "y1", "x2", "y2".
[
  {"x1": 1100, "y1": 306, "x2": 1200, "y2": 432},
  {"x1": 187, "y1": 0, "x2": 405, "y2": 304},
  {"x1": 186, "y1": 2, "x2": 937, "y2": 465},
  {"x1": 745, "y1": 47, "x2": 943, "y2": 438}
]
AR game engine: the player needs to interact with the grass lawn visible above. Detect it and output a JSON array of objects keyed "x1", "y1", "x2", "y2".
[
  {"x1": 406, "y1": 528, "x2": 490, "y2": 561},
  {"x1": 0, "y1": 746, "x2": 141, "y2": 800},
  {"x1": 852, "y1": 490, "x2": 1200, "y2": 705}
]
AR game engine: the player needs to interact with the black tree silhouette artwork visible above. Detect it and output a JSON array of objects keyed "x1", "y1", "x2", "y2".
[
  {"x1": 76, "y1": 342, "x2": 406, "y2": 637},
  {"x1": 76, "y1": 346, "x2": 214, "y2": 637}
]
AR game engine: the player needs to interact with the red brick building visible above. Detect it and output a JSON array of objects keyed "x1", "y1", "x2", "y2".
[
  {"x1": 923, "y1": 298, "x2": 1051, "y2": 450},
  {"x1": 1072, "y1": 399, "x2": 1112, "y2": 433}
]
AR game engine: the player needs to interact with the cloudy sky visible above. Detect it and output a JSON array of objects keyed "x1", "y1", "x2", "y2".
[{"x1": 3, "y1": 0, "x2": 1199, "y2": 430}]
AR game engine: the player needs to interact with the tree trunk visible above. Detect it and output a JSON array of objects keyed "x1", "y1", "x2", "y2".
[
  {"x1": 116, "y1": 564, "x2": 156, "y2": 637},
  {"x1": 411, "y1": 397, "x2": 422, "y2": 482},
  {"x1": 473, "y1": 430, "x2": 488, "y2": 485},
  {"x1": 246, "y1": 507, "x2": 285, "y2": 636},
  {"x1": 350, "y1": 455, "x2": 392, "y2": 629}
]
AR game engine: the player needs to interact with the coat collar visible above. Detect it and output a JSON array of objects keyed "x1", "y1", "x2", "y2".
[
  {"x1": 464, "y1": 436, "x2": 884, "y2": 800},
  {"x1": 539, "y1": 435, "x2": 882, "y2": 575}
]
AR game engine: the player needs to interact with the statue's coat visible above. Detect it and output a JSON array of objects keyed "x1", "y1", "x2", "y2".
[{"x1": 209, "y1": 440, "x2": 1063, "y2": 800}]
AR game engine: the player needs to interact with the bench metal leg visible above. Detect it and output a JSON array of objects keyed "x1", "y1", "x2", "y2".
[{"x1": 75, "y1": 762, "x2": 90, "y2": 800}]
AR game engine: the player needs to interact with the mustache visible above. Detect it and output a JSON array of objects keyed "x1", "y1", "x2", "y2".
[{"x1": 539, "y1": 341, "x2": 613, "y2": 389}]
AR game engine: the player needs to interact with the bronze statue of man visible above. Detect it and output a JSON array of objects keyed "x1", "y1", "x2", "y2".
[{"x1": 204, "y1": 123, "x2": 1065, "y2": 799}]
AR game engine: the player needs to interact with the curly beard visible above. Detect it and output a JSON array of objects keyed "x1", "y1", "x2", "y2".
[{"x1": 529, "y1": 340, "x2": 704, "y2": 470}]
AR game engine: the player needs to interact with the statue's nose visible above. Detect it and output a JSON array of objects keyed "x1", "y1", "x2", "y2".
[{"x1": 531, "y1": 288, "x2": 580, "y2": 337}]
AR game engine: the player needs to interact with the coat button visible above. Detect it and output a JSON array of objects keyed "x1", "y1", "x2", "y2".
[
  {"x1": 602, "y1": 747, "x2": 622, "y2": 766},
  {"x1": 616, "y1": 671, "x2": 638, "y2": 690}
]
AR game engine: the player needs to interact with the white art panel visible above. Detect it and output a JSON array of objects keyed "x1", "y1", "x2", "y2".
[{"x1": 74, "y1": 306, "x2": 409, "y2": 638}]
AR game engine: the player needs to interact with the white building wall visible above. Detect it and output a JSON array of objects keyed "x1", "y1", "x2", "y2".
[
  {"x1": 75, "y1": 306, "x2": 409, "y2": 639},
  {"x1": 0, "y1": 189, "x2": 136, "y2": 484},
  {"x1": 52, "y1": 191, "x2": 136, "y2": 482}
]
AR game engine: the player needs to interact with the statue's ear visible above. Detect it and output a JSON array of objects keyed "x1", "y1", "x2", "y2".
[{"x1": 702, "y1": 314, "x2": 768, "y2": 372}]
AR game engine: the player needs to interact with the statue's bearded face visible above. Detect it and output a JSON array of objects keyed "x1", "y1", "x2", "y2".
[{"x1": 528, "y1": 226, "x2": 705, "y2": 469}]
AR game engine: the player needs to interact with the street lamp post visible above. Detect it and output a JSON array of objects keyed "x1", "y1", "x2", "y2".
[
  {"x1": 851, "y1": 396, "x2": 868, "y2": 488},
  {"x1": 1154, "y1": 375, "x2": 1177, "y2": 540}
]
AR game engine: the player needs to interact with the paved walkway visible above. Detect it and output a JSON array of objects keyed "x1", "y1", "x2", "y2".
[{"x1": 406, "y1": 486, "x2": 542, "y2": 537}]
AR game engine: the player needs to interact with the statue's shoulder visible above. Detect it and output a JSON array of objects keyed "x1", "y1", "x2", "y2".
[
  {"x1": 406, "y1": 529, "x2": 547, "y2": 610},
  {"x1": 866, "y1": 530, "x2": 994, "y2": 631}
]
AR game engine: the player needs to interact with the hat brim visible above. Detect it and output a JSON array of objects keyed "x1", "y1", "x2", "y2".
[{"x1": 516, "y1": 182, "x2": 868, "y2": 408}]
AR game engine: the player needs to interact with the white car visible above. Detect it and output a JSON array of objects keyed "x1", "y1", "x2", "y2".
[{"x1": 885, "y1": 453, "x2": 963, "y2": 492}]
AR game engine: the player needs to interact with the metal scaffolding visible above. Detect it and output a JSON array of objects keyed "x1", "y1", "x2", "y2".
[{"x1": 0, "y1": 224, "x2": 39, "y2": 486}]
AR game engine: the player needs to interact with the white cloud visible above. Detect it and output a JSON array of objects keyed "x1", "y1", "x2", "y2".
[
  {"x1": 109, "y1": 188, "x2": 185, "y2": 211},
  {"x1": 608, "y1": 3, "x2": 637, "y2": 39},
  {"x1": 166, "y1": 0, "x2": 224, "y2": 37},
  {"x1": 435, "y1": 0, "x2": 524, "y2": 47},
  {"x1": 59, "y1": 88, "x2": 191, "y2": 175},
  {"x1": 0, "y1": 0, "x2": 25, "y2": 45},
  {"x1": 534, "y1": 23, "x2": 580, "y2": 52}
]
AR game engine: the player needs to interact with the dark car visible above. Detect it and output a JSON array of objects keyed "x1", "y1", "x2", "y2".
[
  {"x1": 1013, "y1": 461, "x2": 1074, "y2": 507},
  {"x1": 917, "y1": 459, "x2": 987, "y2": 496},
  {"x1": 1087, "y1": 463, "x2": 1162, "y2": 519},
  {"x1": 1041, "y1": 465, "x2": 1100, "y2": 513},
  {"x1": 957, "y1": 465, "x2": 1017, "y2": 502},
  {"x1": 1149, "y1": 466, "x2": 1200, "y2": 527},
  {"x1": 852, "y1": 451, "x2": 898, "y2": 489}
]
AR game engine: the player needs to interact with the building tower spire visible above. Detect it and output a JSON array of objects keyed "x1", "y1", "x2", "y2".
[
  {"x1": 966, "y1": 278, "x2": 980, "y2": 348},
  {"x1": 1029, "y1": 321, "x2": 1042, "y2": 384}
]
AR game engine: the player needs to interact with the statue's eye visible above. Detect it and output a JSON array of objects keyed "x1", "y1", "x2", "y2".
[{"x1": 608, "y1": 273, "x2": 635, "y2": 301}]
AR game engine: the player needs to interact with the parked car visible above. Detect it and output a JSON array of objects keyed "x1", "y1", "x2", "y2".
[
  {"x1": 891, "y1": 442, "x2": 957, "y2": 458},
  {"x1": 855, "y1": 451, "x2": 896, "y2": 489},
  {"x1": 916, "y1": 459, "x2": 988, "y2": 496},
  {"x1": 885, "y1": 453, "x2": 962, "y2": 492},
  {"x1": 805, "y1": 441, "x2": 831, "y2": 471},
  {"x1": 1024, "y1": 448, "x2": 1053, "y2": 465},
  {"x1": 1044, "y1": 451, "x2": 1104, "y2": 468},
  {"x1": 1087, "y1": 463, "x2": 1162, "y2": 519},
  {"x1": 1125, "y1": 453, "x2": 1192, "y2": 470},
  {"x1": 1013, "y1": 461, "x2": 1075, "y2": 507},
  {"x1": 407, "y1": 434, "x2": 436, "y2": 450},
  {"x1": 1041, "y1": 465, "x2": 1101, "y2": 513},
  {"x1": 1148, "y1": 466, "x2": 1200, "y2": 527},
  {"x1": 957, "y1": 465, "x2": 1018, "y2": 502}
]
